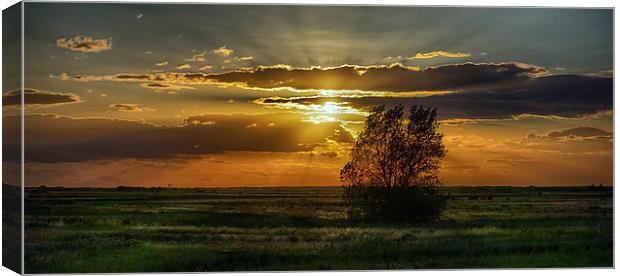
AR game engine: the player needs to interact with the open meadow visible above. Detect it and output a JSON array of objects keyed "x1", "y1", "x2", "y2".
[{"x1": 23, "y1": 185, "x2": 613, "y2": 273}]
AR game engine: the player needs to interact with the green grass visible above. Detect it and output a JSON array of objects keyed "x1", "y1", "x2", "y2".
[
  {"x1": 23, "y1": 186, "x2": 613, "y2": 272},
  {"x1": 3, "y1": 184, "x2": 22, "y2": 273}
]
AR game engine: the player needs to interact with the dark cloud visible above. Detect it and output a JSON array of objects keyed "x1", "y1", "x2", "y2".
[
  {"x1": 208, "y1": 62, "x2": 547, "y2": 92},
  {"x1": 547, "y1": 127, "x2": 611, "y2": 138},
  {"x1": 109, "y1": 103, "x2": 153, "y2": 112},
  {"x1": 320, "y1": 151, "x2": 340, "y2": 158},
  {"x1": 67, "y1": 62, "x2": 611, "y2": 120},
  {"x1": 256, "y1": 74, "x2": 612, "y2": 119},
  {"x1": 3, "y1": 113, "x2": 353, "y2": 163},
  {"x1": 73, "y1": 62, "x2": 547, "y2": 92},
  {"x1": 139, "y1": 83, "x2": 195, "y2": 90},
  {"x1": 525, "y1": 127, "x2": 612, "y2": 145},
  {"x1": 144, "y1": 83, "x2": 169, "y2": 88},
  {"x1": 2, "y1": 88, "x2": 81, "y2": 106},
  {"x1": 525, "y1": 127, "x2": 611, "y2": 141}
]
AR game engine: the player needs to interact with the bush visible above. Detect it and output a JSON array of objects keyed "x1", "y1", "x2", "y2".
[{"x1": 344, "y1": 185, "x2": 446, "y2": 223}]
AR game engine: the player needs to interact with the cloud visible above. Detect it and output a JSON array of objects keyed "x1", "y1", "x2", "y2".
[
  {"x1": 439, "y1": 130, "x2": 612, "y2": 186},
  {"x1": 212, "y1": 46, "x2": 234, "y2": 57},
  {"x1": 235, "y1": 56, "x2": 254, "y2": 61},
  {"x1": 204, "y1": 62, "x2": 546, "y2": 92},
  {"x1": 56, "y1": 36, "x2": 112, "y2": 53},
  {"x1": 2, "y1": 88, "x2": 81, "y2": 106},
  {"x1": 254, "y1": 74, "x2": 612, "y2": 119},
  {"x1": 139, "y1": 83, "x2": 195, "y2": 91},
  {"x1": 320, "y1": 151, "x2": 340, "y2": 158},
  {"x1": 49, "y1": 73, "x2": 70, "y2": 80},
  {"x1": 185, "y1": 51, "x2": 207, "y2": 62},
  {"x1": 199, "y1": 65, "x2": 213, "y2": 71},
  {"x1": 155, "y1": 61, "x2": 168, "y2": 67},
  {"x1": 66, "y1": 61, "x2": 609, "y2": 119},
  {"x1": 109, "y1": 103, "x2": 154, "y2": 112},
  {"x1": 527, "y1": 127, "x2": 612, "y2": 141},
  {"x1": 548, "y1": 127, "x2": 611, "y2": 138},
  {"x1": 407, "y1": 51, "x2": 471, "y2": 59},
  {"x1": 70, "y1": 62, "x2": 548, "y2": 93},
  {"x1": 254, "y1": 97, "x2": 367, "y2": 122},
  {"x1": 586, "y1": 69, "x2": 613, "y2": 77},
  {"x1": 176, "y1": 63, "x2": 191, "y2": 70},
  {"x1": 4, "y1": 113, "x2": 353, "y2": 162}
]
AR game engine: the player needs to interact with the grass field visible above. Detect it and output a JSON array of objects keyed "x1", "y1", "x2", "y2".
[{"x1": 23, "y1": 185, "x2": 613, "y2": 273}]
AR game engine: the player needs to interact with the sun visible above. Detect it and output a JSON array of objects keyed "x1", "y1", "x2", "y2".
[{"x1": 320, "y1": 102, "x2": 340, "y2": 113}]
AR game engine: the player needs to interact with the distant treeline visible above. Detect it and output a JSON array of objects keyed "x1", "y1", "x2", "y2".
[{"x1": 19, "y1": 184, "x2": 612, "y2": 194}]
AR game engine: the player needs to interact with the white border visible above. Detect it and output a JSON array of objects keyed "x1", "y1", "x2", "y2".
[
  {"x1": 14, "y1": 0, "x2": 619, "y2": 8},
  {"x1": 20, "y1": 1, "x2": 24, "y2": 275},
  {"x1": 0, "y1": 1, "x2": 617, "y2": 276}
]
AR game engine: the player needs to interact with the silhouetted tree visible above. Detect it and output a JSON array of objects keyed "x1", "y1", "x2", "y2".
[{"x1": 341, "y1": 105, "x2": 447, "y2": 222}]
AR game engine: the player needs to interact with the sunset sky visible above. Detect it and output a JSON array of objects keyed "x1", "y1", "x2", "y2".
[{"x1": 3, "y1": 3, "x2": 613, "y2": 187}]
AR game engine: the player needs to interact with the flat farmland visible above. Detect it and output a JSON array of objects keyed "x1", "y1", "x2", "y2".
[{"x1": 23, "y1": 186, "x2": 613, "y2": 273}]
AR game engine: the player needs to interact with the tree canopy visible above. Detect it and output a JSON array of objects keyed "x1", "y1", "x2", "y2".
[{"x1": 341, "y1": 105, "x2": 447, "y2": 222}]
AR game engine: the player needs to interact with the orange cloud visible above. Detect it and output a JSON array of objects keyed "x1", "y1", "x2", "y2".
[
  {"x1": 176, "y1": 63, "x2": 192, "y2": 70},
  {"x1": 408, "y1": 51, "x2": 471, "y2": 59},
  {"x1": 235, "y1": 56, "x2": 253, "y2": 61},
  {"x1": 212, "y1": 46, "x2": 234, "y2": 57},
  {"x1": 440, "y1": 129, "x2": 612, "y2": 186},
  {"x1": 56, "y1": 36, "x2": 112, "y2": 53}
]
